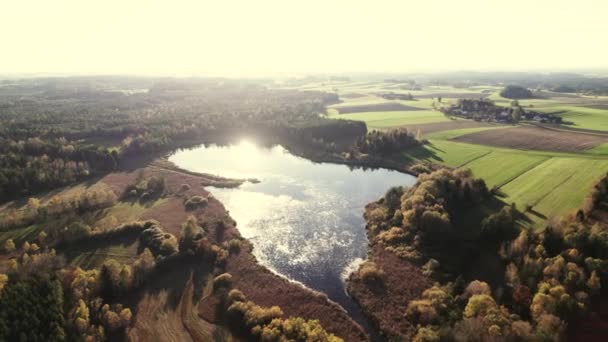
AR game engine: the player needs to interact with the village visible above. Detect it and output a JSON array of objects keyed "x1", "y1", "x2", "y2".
[{"x1": 442, "y1": 98, "x2": 564, "y2": 124}]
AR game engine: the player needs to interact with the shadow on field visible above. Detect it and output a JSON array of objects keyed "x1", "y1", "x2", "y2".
[
  {"x1": 527, "y1": 208, "x2": 547, "y2": 220},
  {"x1": 122, "y1": 256, "x2": 213, "y2": 311},
  {"x1": 399, "y1": 142, "x2": 443, "y2": 164}
]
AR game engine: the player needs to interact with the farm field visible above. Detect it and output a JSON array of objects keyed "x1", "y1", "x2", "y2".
[
  {"x1": 461, "y1": 152, "x2": 549, "y2": 189},
  {"x1": 452, "y1": 125, "x2": 608, "y2": 152},
  {"x1": 331, "y1": 102, "x2": 422, "y2": 114},
  {"x1": 329, "y1": 110, "x2": 449, "y2": 129},
  {"x1": 588, "y1": 143, "x2": 608, "y2": 155},
  {"x1": 537, "y1": 105, "x2": 608, "y2": 132},
  {"x1": 401, "y1": 139, "x2": 608, "y2": 227},
  {"x1": 501, "y1": 158, "x2": 608, "y2": 223},
  {"x1": 425, "y1": 125, "x2": 510, "y2": 140}
]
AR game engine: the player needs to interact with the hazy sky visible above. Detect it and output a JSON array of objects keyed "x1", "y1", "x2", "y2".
[{"x1": 1, "y1": 0, "x2": 606, "y2": 75}]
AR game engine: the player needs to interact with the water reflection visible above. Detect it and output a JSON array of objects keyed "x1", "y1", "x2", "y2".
[{"x1": 169, "y1": 139, "x2": 416, "y2": 326}]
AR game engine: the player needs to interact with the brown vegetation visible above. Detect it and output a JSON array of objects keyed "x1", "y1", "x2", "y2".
[
  {"x1": 224, "y1": 250, "x2": 367, "y2": 341},
  {"x1": 453, "y1": 125, "x2": 608, "y2": 152},
  {"x1": 348, "y1": 245, "x2": 432, "y2": 340}
]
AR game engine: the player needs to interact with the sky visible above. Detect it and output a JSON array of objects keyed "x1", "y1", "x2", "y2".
[{"x1": 1, "y1": 0, "x2": 607, "y2": 76}]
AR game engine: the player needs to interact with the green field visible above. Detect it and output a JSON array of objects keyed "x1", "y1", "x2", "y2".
[
  {"x1": 588, "y1": 143, "x2": 608, "y2": 155},
  {"x1": 329, "y1": 110, "x2": 448, "y2": 129},
  {"x1": 501, "y1": 158, "x2": 608, "y2": 221},
  {"x1": 403, "y1": 139, "x2": 491, "y2": 166},
  {"x1": 543, "y1": 106, "x2": 608, "y2": 132},
  {"x1": 462, "y1": 152, "x2": 549, "y2": 188},
  {"x1": 425, "y1": 126, "x2": 510, "y2": 140}
]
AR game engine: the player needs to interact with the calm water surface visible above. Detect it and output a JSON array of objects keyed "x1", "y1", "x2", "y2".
[{"x1": 169, "y1": 140, "x2": 416, "y2": 334}]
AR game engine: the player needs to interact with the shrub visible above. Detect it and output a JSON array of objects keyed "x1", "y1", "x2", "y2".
[
  {"x1": 227, "y1": 289, "x2": 246, "y2": 303},
  {"x1": 413, "y1": 326, "x2": 440, "y2": 342},
  {"x1": 139, "y1": 222, "x2": 178, "y2": 256},
  {"x1": 227, "y1": 299, "x2": 283, "y2": 328},
  {"x1": 421, "y1": 259, "x2": 440, "y2": 277},
  {"x1": 3, "y1": 239, "x2": 15, "y2": 253},
  {"x1": 252, "y1": 317, "x2": 343, "y2": 342},
  {"x1": 124, "y1": 175, "x2": 166, "y2": 201},
  {"x1": 407, "y1": 299, "x2": 438, "y2": 324},
  {"x1": 411, "y1": 163, "x2": 432, "y2": 175},
  {"x1": 184, "y1": 195, "x2": 208, "y2": 210},
  {"x1": 463, "y1": 280, "x2": 491, "y2": 299},
  {"x1": 226, "y1": 239, "x2": 242, "y2": 253},
  {"x1": 464, "y1": 294, "x2": 497, "y2": 318},
  {"x1": 357, "y1": 261, "x2": 385, "y2": 285},
  {"x1": 179, "y1": 215, "x2": 204, "y2": 254},
  {"x1": 213, "y1": 273, "x2": 232, "y2": 289}
]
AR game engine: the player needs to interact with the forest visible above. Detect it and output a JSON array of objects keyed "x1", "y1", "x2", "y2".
[{"x1": 0, "y1": 77, "x2": 353, "y2": 202}]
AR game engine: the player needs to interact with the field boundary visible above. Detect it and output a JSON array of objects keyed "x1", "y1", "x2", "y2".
[
  {"x1": 530, "y1": 173, "x2": 575, "y2": 208},
  {"x1": 494, "y1": 156, "x2": 552, "y2": 189},
  {"x1": 458, "y1": 151, "x2": 493, "y2": 168},
  {"x1": 498, "y1": 157, "x2": 553, "y2": 190},
  {"x1": 524, "y1": 122, "x2": 608, "y2": 138}
]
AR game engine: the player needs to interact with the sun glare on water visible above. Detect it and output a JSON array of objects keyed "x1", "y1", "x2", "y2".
[{"x1": 234, "y1": 139, "x2": 260, "y2": 168}]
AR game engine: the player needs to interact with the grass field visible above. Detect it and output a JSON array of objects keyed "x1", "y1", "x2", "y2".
[
  {"x1": 501, "y1": 158, "x2": 608, "y2": 223},
  {"x1": 329, "y1": 110, "x2": 448, "y2": 129},
  {"x1": 403, "y1": 139, "x2": 491, "y2": 166},
  {"x1": 426, "y1": 126, "x2": 510, "y2": 140},
  {"x1": 588, "y1": 143, "x2": 608, "y2": 155},
  {"x1": 462, "y1": 152, "x2": 549, "y2": 188},
  {"x1": 540, "y1": 105, "x2": 608, "y2": 132}
]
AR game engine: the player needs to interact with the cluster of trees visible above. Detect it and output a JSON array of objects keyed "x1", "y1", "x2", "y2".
[
  {"x1": 179, "y1": 215, "x2": 205, "y2": 254},
  {"x1": 500, "y1": 85, "x2": 534, "y2": 99},
  {"x1": 355, "y1": 128, "x2": 422, "y2": 155},
  {"x1": 408, "y1": 208, "x2": 608, "y2": 341},
  {"x1": 0, "y1": 274, "x2": 66, "y2": 341},
  {"x1": 138, "y1": 221, "x2": 179, "y2": 257},
  {"x1": 407, "y1": 281, "x2": 550, "y2": 341},
  {"x1": 123, "y1": 172, "x2": 166, "y2": 201},
  {"x1": 184, "y1": 195, "x2": 209, "y2": 210},
  {"x1": 371, "y1": 169, "x2": 494, "y2": 264},
  {"x1": 0, "y1": 188, "x2": 117, "y2": 230},
  {"x1": 365, "y1": 168, "x2": 608, "y2": 341},
  {"x1": 222, "y1": 287, "x2": 343, "y2": 342},
  {"x1": 0, "y1": 136, "x2": 117, "y2": 202},
  {"x1": 99, "y1": 249, "x2": 156, "y2": 298},
  {"x1": 582, "y1": 173, "x2": 608, "y2": 215},
  {"x1": 442, "y1": 98, "x2": 562, "y2": 124},
  {"x1": 0, "y1": 243, "x2": 134, "y2": 341}
]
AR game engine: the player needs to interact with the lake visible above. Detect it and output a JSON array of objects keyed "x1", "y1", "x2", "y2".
[{"x1": 169, "y1": 140, "x2": 416, "y2": 334}]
